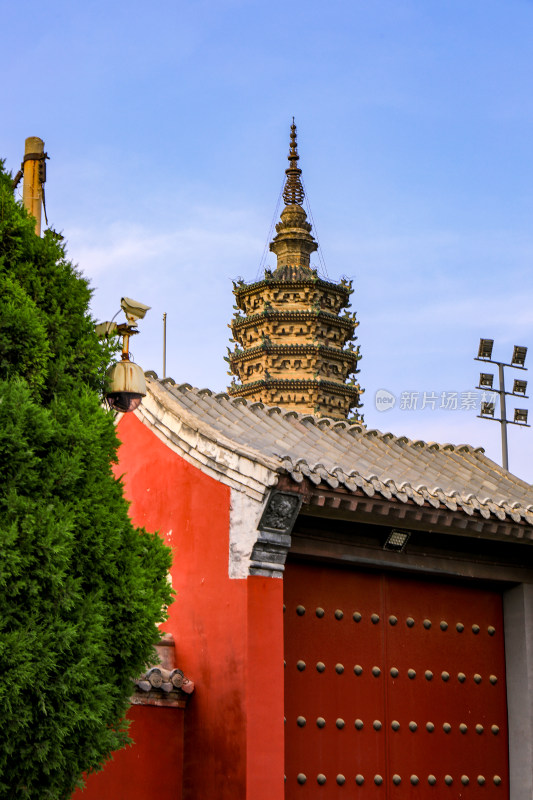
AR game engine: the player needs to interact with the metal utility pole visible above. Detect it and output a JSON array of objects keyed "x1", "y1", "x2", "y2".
[
  {"x1": 475, "y1": 339, "x2": 529, "y2": 472},
  {"x1": 22, "y1": 137, "x2": 47, "y2": 236},
  {"x1": 163, "y1": 313, "x2": 167, "y2": 379}
]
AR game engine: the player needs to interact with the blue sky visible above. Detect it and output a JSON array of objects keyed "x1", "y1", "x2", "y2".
[{"x1": 4, "y1": 0, "x2": 533, "y2": 479}]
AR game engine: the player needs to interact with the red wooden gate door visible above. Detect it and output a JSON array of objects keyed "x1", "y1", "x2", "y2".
[{"x1": 284, "y1": 562, "x2": 509, "y2": 798}]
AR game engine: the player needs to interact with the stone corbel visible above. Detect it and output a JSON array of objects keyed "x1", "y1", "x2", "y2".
[{"x1": 249, "y1": 490, "x2": 303, "y2": 578}]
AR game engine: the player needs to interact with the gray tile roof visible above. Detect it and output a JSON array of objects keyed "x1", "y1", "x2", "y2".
[
  {"x1": 147, "y1": 377, "x2": 533, "y2": 529},
  {"x1": 134, "y1": 666, "x2": 194, "y2": 696},
  {"x1": 131, "y1": 634, "x2": 194, "y2": 707}
]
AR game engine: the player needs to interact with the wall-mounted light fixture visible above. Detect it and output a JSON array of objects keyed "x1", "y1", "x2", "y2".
[{"x1": 383, "y1": 529, "x2": 411, "y2": 552}]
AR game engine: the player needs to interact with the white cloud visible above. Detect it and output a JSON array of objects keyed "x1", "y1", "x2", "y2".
[{"x1": 68, "y1": 211, "x2": 263, "y2": 281}]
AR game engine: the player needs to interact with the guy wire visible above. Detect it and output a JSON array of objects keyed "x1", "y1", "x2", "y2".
[
  {"x1": 256, "y1": 178, "x2": 284, "y2": 280},
  {"x1": 302, "y1": 177, "x2": 329, "y2": 279}
]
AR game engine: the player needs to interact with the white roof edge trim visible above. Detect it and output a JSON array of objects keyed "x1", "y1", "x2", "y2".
[{"x1": 134, "y1": 383, "x2": 279, "y2": 502}]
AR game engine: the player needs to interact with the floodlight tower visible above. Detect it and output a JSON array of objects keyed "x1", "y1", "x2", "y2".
[{"x1": 474, "y1": 338, "x2": 530, "y2": 471}]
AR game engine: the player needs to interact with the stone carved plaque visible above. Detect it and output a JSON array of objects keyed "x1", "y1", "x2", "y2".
[{"x1": 258, "y1": 490, "x2": 302, "y2": 535}]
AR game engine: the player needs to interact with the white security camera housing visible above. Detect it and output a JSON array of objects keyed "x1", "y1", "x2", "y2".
[
  {"x1": 120, "y1": 297, "x2": 151, "y2": 323},
  {"x1": 106, "y1": 360, "x2": 147, "y2": 413},
  {"x1": 95, "y1": 321, "x2": 119, "y2": 338}
]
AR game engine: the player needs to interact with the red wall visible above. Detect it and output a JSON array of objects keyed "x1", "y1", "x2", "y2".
[
  {"x1": 80, "y1": 412, "x2": 285, "y2": 800},
  {"x1": 72, "y1": 705, "x2": 184, "y2": 800},
  {"x1": 246, "y1": 575, "x2": 284, "y2": 799}
]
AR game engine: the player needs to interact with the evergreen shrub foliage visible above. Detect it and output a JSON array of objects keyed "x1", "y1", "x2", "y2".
[{"x1": 0, "y1": 164, "x2": 173, "y2": 799}]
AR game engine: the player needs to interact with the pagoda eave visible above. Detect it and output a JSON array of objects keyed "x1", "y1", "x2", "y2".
[
  {"x1": 231, "y1": 309, "x2": 358, "y2": 331},
  {"x1": 228, "y1": 378, "x2": 362, "y2": 399},
  {"x1": 233, "y1": 276, "x2": 351, "y2": 301},
  {"x1": 228, "y1": 342, "x2": 360, "y2": 358}
]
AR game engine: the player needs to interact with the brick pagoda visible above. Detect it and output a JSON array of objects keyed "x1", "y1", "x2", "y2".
[{"x1": 227, "y1": 123, "x2": 362, "y2": 419}]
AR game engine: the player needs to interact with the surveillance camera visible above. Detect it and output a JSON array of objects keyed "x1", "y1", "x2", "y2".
[
  {"x1": 120, "y1": 297, "x2": 151, "y2": 323},
  {"x1": 95, "y1": 321, "x2": 119, "y2": 338},
  {"x1": 106, "y1": 360, "x2": 147, "y2": 413}
]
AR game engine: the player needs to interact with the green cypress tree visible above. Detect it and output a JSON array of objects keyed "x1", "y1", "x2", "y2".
[{"x1": 0, "y1": 163, "x2": 173, "y2": 799}]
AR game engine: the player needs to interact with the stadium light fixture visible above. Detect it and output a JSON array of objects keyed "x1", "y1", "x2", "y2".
[
  {"x1": 512, "y1": 345, "x2": 527, "y2": 367},
  {"x1": 479, "y1": 373, "x2": 494, "y2": 388},
  {"x1": 514, "y1": 409, "x2": 528, "y2": 425},
  {"x1": 478, "y1": 339, "x2": 494, "y2": 360}
]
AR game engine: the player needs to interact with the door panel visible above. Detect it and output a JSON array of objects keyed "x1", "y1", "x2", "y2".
[{"x1": 284, "y1": 562, "x2": 508, "y2": 799}]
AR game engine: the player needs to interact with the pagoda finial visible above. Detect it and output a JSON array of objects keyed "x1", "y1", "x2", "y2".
[{"x1": 282, "y1": 119, "x2": 305, "y2": 206}]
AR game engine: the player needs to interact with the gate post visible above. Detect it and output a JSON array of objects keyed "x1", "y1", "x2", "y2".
[{"x1": 503, "y1": 583, "x2": 533, "y2": 800}]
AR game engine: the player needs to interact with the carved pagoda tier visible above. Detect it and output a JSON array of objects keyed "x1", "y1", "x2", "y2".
[{"x1": 227, "y1": 124, "x2": 362, "y2": 419}]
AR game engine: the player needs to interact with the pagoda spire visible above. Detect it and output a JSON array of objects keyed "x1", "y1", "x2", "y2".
[
  {"x1": 227, "y1": 123, "x2": 363, "y2": 420},
  {"x1": 269, "y1": 121, "x2": 317, "y2": 272},
  {"x1": 283, "y1": 119, "x2": 305, "y2": 206}
]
